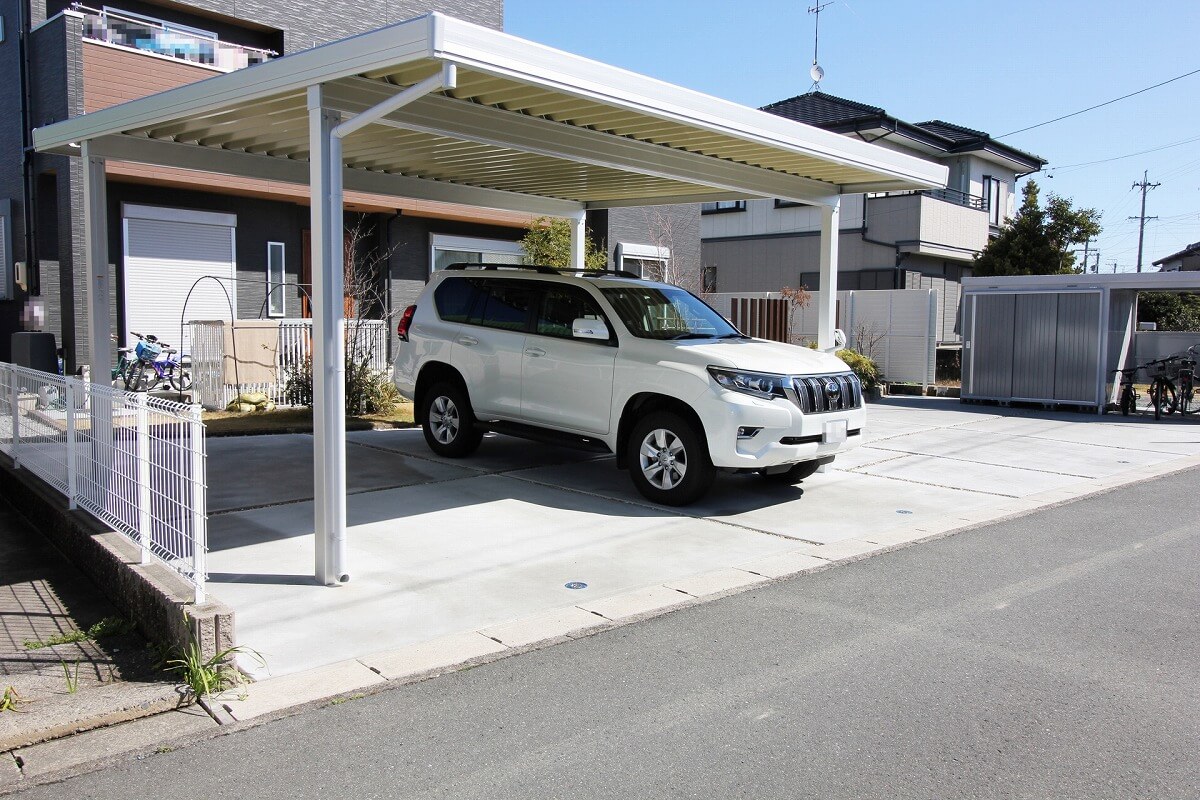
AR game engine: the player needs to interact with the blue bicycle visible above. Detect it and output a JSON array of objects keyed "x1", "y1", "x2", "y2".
[{"x1": 123, "y1": 332, "x2": 192, "y2": 393}]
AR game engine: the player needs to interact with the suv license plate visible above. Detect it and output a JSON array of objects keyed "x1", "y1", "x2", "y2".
[{"x1": 824, "y1": 420, "x2": 848, "y2": 443}]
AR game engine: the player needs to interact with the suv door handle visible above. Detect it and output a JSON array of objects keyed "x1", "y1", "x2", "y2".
[
  {"x1": 524, "y1": 346, "x2": 546, "y2": 358},
  {"x1": 458, "y1": 334, "x2": 479, "y2": 346}
]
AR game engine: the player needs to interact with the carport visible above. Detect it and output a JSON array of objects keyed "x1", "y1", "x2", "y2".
[
  {"x1": 33, "y1": 13, "x2": 945, "y2": 586},
  {"x1": 961, "y1": 272, "x2": 1200, "y2": 413}
]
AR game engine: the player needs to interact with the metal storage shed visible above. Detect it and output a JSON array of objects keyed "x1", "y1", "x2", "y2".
[{"x1": 961, "y1": 272, "x2": 1200, "y2": 413}]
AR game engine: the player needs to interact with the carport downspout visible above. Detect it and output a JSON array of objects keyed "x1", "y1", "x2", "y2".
[
  {"x1": 308, "y1": 64, "x2": 458, "y2": 586},
  {"x1": 816, "y1": 196, "x2": 842, "y2": 352}
]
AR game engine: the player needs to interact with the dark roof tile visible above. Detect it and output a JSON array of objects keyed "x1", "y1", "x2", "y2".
[{"x1": 760, "y1": 91, "x2": 885, "y2": 127}]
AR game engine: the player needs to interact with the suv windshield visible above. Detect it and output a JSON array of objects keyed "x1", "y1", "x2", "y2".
[{"x1": 601, "y1": 286, "x2": 742, "y2": 340}]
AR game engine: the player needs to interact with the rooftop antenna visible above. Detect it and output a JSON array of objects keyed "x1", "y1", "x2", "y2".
[{"x1": 808, "y1": 1, "x2": 832, "y2": 90}]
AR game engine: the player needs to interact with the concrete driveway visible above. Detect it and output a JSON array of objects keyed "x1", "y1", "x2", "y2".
[{"x1": 203, "y1": 399, "x2": 1200, "y2": 682}]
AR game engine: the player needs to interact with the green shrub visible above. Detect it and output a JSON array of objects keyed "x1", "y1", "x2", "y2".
[
  {"x1": 835, "y1": 348, "x2": 882, "y2": 390},
  {"x1": 286, "y1": 356, "x2": 400, "y2": 415}
]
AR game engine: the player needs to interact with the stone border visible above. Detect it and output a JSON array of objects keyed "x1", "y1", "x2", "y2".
[{"x1": 0, "y1": 458, "x2": 234, "y2": 662}]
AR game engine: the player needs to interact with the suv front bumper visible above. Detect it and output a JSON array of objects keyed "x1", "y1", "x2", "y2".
[{"x1": 695, "y1": 387, "x2": 865, "y2": 470}]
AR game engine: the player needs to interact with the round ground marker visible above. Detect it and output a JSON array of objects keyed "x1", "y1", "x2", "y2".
[
  {"x1": 896, "y1": 509, "x2": 913, "y2": 515},
  {"x1": 564, "y1": 581, "x2": 588, "y2": 590}
]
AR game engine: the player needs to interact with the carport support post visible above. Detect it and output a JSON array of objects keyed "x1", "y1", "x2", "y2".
[
  {"x1": 81, "y1": 142, "x2": 115, "y2": 498},
  {"x1": 568, "y1": 211, "x2": 586, "y2": 271},
  {"x1": 816, "y1": 197, "x2": 841, "y2": 352},
  {"x1": 81, "y1": 143, "x2": 112, "y2": 384},
  {"x1": 308, "y1": 85, "x2": 348, "y2": 586}
]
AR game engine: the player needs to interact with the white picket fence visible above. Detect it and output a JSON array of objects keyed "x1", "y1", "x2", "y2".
[
  {"x1": 190, "y1": 318, "x2": 391, "y2": 409},
  {"x1": 0, "y1": 361, "x2": 208, "y2": 602}
]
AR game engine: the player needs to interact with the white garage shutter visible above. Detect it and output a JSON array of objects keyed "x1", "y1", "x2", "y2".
[{"x1": 123, "y1": 205, "x2": 236, "y2": 353}]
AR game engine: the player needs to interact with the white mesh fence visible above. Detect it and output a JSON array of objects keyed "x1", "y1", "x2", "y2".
[{"x1": 0, "y1": 362, "x2": 208, "y2": 602}]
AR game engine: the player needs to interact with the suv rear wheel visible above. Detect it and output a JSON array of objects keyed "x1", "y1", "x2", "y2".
[
  {"x1": 420, "y1": 382, "x2": 483, "y2": 457},
  {"x1": 627, "y1": 411, "x2": 714, "y2": 506}
]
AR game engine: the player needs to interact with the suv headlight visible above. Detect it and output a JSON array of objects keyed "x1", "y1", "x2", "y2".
[{"x1": 707, "y1": 367, "x2": 788, "y2": 400}]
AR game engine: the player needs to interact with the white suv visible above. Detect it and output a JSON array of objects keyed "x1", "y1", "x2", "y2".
[{"x1": 393, "y1": 265, "x2": 865, "y2": 506}]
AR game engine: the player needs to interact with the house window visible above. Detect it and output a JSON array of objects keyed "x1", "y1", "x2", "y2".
[
  {"x1": 615, "y1": 242, "x2": 670, "y2": 281},
  {"x1": 703, "y1": 265, "x2": 717, "y2": 293},
  {"x1": 774, "y1": 199, "x2": 806, "y2": 209},
  {"x1": 700, "y1": 200, "x2": 746, "y2": 214},
  {"x1": 267, "y1": 241, "x2": 286, "y2": 317},
  {"x1": 983, "y1": 176, "x2": 1002, "y2": 227},
  {"x1": 430, "y1": 233, "x2": 524, "y2": 273}
]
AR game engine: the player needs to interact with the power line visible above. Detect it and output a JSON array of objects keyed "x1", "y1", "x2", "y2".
[
  {"x1": 1050, "y1": 134, "x2": 1200, "y2": 172},
  {"x1": 997, "y1": 67, "x2": 1200, "y2": 138}
]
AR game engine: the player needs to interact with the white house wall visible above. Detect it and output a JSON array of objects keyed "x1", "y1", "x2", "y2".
[{"x1": 700, "y1": 194, "x2": 864, "y2": 239}]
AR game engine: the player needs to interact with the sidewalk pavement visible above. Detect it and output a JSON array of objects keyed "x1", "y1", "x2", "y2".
[{"x1": 0, "y1": 497, "x2": 183, "y2": 762}]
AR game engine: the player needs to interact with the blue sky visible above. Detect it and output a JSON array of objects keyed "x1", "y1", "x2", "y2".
[{"x1": 505, "y1": 0, "x2": 1200, "y2": 271}]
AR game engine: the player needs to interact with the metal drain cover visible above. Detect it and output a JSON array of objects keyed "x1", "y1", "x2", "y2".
[{"x1": 564, "y1": 581, "x2": 588, "y2": 590}]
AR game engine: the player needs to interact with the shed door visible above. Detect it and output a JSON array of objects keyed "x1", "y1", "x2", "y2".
[
  {"x1": 123, "y1": 205, "x2": 236, "y2": 353},
  {"x1": 965, "y1": 293, "x2": 1015, "y2": 398}
]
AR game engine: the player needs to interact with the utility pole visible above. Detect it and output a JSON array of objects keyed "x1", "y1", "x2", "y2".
[
  {"x1": 1111, "y1": 260, "x2": 1119, "y2": 274},
  {"x1": 1091, "y1": 251, "x2": 1101, "y2": 274},
  {"x1": 1129, "y1": 170, "x2": 1160, "y2": 272},
  {"x1": 1081, "y1": 238, "x2": 1092, "y2": 271}
]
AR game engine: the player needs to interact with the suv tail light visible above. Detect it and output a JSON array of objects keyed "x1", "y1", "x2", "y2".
[{"x1": 397, "y1": 305, "x2": 417, "y2": 342}]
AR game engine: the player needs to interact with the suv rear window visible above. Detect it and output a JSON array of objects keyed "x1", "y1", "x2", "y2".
[{"x1": 468, "y1": 280, "x2": 536, "y2": 332}]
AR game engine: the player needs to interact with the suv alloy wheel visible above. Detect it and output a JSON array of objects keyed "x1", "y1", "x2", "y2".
[
  {"x1": 420, "y1": 382, "x2": 483, "y2": 457},
  {"x1": 627, "y1": 411, "x2": 714, "y2": 506}
]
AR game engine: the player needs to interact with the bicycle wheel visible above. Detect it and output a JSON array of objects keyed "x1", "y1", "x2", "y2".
[
  {"x1": 1181, "y1": 382, "x2": 1200, "y2": 415},
  {"x1": 124, "y1": 361, "x2": 161, "y2": 392},
  {"x1": 169, "y1": 368, "x2": 193, "y2": 393},
  {"x1": 1119, "y1": 385, "x2": 1135, "y2": 416},
  {"x1": 1150, "y1": 378, "x2": 1176, "y2": 420}
]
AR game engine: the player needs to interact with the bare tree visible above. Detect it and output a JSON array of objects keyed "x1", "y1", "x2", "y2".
[
  {"x1": 779, "y1": 285, "x2": 812, "y2": 345},
  {"x1": 637, "y1": 206, "x2": 705, "y2": 294}
]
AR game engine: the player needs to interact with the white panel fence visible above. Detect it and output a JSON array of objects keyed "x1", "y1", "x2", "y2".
[
  {"x1": 0, "y1": 362, "x2": 208, "y2": 602},
  {"x1": 1133, "y1": 331, "x2": 1200, "y2": 365},
  {"x1": 706, "y1": 289, "x2": 938, "y2": 386},
  {"x1": 190, "y1": 318, "x2": 391, "y2": 410}
]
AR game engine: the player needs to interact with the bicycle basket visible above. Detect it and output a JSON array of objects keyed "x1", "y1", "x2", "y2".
[{"x1": 134, "y1": 339, "x2": 162, "y2": 362}]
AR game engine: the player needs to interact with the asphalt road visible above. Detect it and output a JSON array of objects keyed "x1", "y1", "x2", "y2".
[{"x1": 21, "y1": 467, "x2": 1200, "y2": 799}]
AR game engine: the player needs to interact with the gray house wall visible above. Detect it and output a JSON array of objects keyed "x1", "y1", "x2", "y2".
[{"x1": 3, "y1": 0, "x2": 504, "y2": 370}]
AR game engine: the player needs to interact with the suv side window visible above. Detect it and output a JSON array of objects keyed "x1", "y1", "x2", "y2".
[
  {"x1": 433, "y1": 277, "x2": 478, "y2": 323},
  {"x1": 467, "y1": 279, "x2": 536, "y2": 332},
  {"x1": 536, "y1": 285, "x2": 608, "y2": 341}
]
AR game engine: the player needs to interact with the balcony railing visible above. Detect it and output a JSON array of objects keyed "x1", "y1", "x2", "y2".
[
  {"x1": 868, "y1": 187, "x2": 989, "y2": 212},
  {"x1": 73, "y1": 4, "x2": 276, "y2": 72}
]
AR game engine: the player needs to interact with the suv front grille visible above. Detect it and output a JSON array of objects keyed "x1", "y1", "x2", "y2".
[{"x1": 789, "y1": 372, "x2": 863, "y2": 414}]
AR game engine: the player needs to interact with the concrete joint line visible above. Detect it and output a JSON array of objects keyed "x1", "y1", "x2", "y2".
[
  {"x1": 845, "y1": 469, "x2": 1019, "y2": 498},
  {"x1": 862, "y1": 445, "x2": 1099, "y2": 480}
]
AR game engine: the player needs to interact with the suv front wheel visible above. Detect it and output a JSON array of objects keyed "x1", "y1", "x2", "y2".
[
  {"x1": 627, "y1": 411, "x2": 715, "y2": 506},
  {"x1": 420, "y1": 382, "x2": 484, "y2": 457}
]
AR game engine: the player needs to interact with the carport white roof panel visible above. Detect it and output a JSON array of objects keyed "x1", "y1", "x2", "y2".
[{"x1": 33, "y1": 13, "x2": 947, "y2": 206}]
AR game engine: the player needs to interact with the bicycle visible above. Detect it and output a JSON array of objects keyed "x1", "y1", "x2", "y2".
[
  {"x1": 1146, "y1": 358, "x2": 1178, "y2": 421},
  {"x1": 111, "y1": 347, "x2": 135, "y2": 387},
  {"x1": 1175, "y1": 344, "x2": 1200, "y2": 416},
  {"x1": 123, "y1": 332, "x2": 192, "y2": 393},
  {"x1": 1112, "y1": 365, "x2": 1142, "y2": 416},
  {"x1": 1144, "y1": 346, "x2": 1200, "y2": 420}
]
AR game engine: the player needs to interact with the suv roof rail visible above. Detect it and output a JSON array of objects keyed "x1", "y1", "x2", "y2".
[
  {"x1": 443, "y1": 262, "x2": 560, "y2": 275},
  {"x1": 442, "y1": 262, "x2": 643, "y2": 280}
]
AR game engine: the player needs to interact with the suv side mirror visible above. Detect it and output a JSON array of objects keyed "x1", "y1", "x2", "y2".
[{"x1": 572, "y1": 318, "x2": 610, "y2": 341}]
